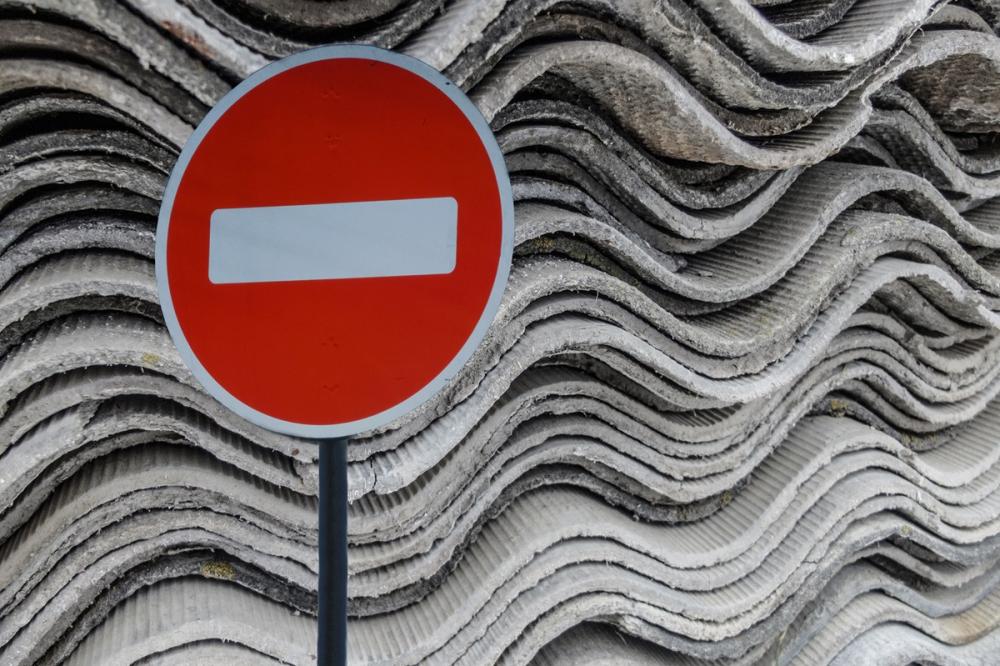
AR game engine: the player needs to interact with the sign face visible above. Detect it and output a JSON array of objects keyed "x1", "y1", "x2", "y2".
[{"x1": 156, "y1": 45, "x2": 514, "y2": 438}]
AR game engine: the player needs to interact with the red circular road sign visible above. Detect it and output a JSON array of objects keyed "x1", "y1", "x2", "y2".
[{"x1": 156, "y1": 46, "x2": 513, "y2": 438}]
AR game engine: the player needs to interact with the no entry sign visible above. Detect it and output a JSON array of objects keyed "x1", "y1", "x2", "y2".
[{"x1": 156, "y1": 45, "x2": 514, "y2": 437}]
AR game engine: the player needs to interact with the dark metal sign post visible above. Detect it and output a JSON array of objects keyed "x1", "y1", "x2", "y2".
[
  {"x1": 318, "y1": 440, "x2": 349, "y2": 664},
  {"x1": 155, "y1": 45, "x2": 513, "y2": 666}
]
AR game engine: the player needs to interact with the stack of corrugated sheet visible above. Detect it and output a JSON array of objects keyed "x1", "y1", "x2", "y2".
[{"x1": 3, "y1": 0, "x2": 1000, "y2": 664}]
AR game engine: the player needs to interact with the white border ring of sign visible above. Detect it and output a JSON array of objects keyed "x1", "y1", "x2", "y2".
[{"x1": 155, "y1": 45, "x2": 515, "y2": 438}]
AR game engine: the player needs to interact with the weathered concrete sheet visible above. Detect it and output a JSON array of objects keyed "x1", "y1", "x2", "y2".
[{"x1": 2, "y1": 1, "x2": 1000, "y2": 664}]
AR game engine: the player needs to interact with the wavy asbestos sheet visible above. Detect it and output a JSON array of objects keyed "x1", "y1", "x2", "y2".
[{"x1": 3, "y1": 1, "x2": 1000, "y2": 665}]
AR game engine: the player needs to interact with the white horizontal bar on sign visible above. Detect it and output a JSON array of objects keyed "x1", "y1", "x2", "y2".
[{"x1": 208, "y1": 196, "x2": 458, "y2": 284}]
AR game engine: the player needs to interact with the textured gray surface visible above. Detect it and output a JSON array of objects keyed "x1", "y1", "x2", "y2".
[{"x1": 2, "y1": 0, "x2": 1000, "y2": 664}]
